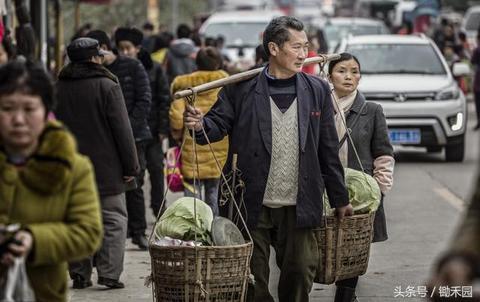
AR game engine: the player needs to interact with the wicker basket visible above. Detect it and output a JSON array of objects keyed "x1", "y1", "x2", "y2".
[
  {"x1": 314, "y1": 212, "x2": 375, "y2": 284},
  {"x1": 149, "y1": 242, "x2": 253, "y2": 302}
]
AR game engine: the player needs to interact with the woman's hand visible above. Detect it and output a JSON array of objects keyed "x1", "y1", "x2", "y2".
[{"x1": 1, "y1": 230, "x2": 33, "y2": 266}]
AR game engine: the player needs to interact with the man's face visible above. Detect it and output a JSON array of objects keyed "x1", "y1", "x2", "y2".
[
  {"x1": 117, "y1": 40, "x2": 140, "y2": 59},
  {"x1": 98, "y1": 45, "x2": 115, "y2": 65},
  {"x1": 91, "y1": 55, "x2": 104, "y2": 65},
  {"x1": 269, "y1": 29, "x2": 308, "y2": 77}
]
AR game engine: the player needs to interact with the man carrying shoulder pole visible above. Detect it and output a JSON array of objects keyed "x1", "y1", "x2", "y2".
[{"x1": 184, "y1": 16, "x2": 353, "y2": 302}]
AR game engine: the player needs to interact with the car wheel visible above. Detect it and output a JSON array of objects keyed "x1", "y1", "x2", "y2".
[
  {"x1": 445, "y1": 137, "x2": 465, "y2": 162},
  {"x1": 426, "y1": 146, "x2": 442, "y2": 153}
]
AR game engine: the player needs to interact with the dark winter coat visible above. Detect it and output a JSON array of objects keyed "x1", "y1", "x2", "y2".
[
  {"x1": 107, "y1": 55, "x2": 152, "y2": 141},
  {"x1": 56, "y1": 62, "x2": 139, "y2": 196},
  {"x1": 138, "y1": 50, "x2": 171, "y2": 137},
  {"x1": 448, "y1": 165, "x2": 480, "y2": 262},
  {"x1": 165, "y1": 38, "x2": 197, "y2": 84},
  {"x1": 343, "y1": 92, "x2": 393, "y2": 242},
  {"x1": 472, "y1": 46, "x2": 480, "y2": 93},
  {"x1": 195, "y1": 70, "x2": 349, "y2": 229}
]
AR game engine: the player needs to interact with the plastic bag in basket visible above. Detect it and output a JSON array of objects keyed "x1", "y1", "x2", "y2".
[{"x1": 166, "y1": 147, "x2": 184, "y2": 192}]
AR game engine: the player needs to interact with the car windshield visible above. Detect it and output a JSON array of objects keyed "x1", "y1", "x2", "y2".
[
  {"x1": 346, "y1": 43, "x2": 447, "y2": 75},
  {"x1": 465, "y1": 12, "x2": 480, "y2": 31},
  {"x1": 294, "y1": 0, "x2": 320, "y2": 7},
  {"x1": 325, "y1": 23, "x2": 388, "y2": 48},
  {"x1": 203, "y1": 22, "x2": 267, "y2": 47}
]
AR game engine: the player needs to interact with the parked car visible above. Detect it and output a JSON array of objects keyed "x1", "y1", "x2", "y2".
[
  {"x1": 335, "y1": 34, "x2": 470, "y2": 162},
  {"x1": 218, "y1": 0, "x2": 278, "y2": 11},
  {"x1": 461, "y1": 5, "x2": 480, "y2": 50},
  {"x1": 292, "y1": 0, "x2": 324, "y2": 24},
  {"x1": 310, "y1": 17, "x2": 390, "y2": 53},
  {"x1": 199, "y1": 10, "x2": 284, "y2": 71},
  {"x1": 354, "y1": 0, "x2": 399, "y2": 23}
]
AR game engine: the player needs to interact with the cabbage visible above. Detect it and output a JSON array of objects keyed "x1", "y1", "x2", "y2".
[
  {"x1": 154, "y1": 197, "x2": 214, "y2": 245},
  {"x1": 324, "y1": 168, "x2": 381, "y2": 215}
]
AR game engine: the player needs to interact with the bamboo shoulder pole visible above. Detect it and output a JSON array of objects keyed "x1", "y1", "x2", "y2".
[{"x1": 173, "y1": 54, "x2": 340, "y2": 100}]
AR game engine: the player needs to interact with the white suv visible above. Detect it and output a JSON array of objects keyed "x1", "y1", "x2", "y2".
[{"x1": 335, "y1": 34, "x2": 470, "y2": 162}]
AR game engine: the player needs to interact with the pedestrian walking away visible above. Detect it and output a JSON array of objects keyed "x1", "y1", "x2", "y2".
[
  {"x1": 184, "y1": 16, "x2": 353, "y2": 302},
  {"x1": 471, "y1": 30, "x2": 480, "y2": 130},
  {"x1": 56, "y1": 37, "x2": 139, "y2": 290},
  {"x1": 87, "y1": 29, "x2": 152, "y2": 250},
  {"x1": 427, "y1": 151, "x2": 480, "y2": 300},
  {"x1": 170, "y1": 46, "x2": 229, "y2": 216},
  {"x1": 115, "y1": 27, "x2": 171, "y2": 218},
  {"x1": 328, "y1": 52, "x2": 395, "y2": 302},
  {"x1": 164, "y1": 23, "x2": 197, "y2": 84},
  {"x1": 0, "y1": 60, "x2": 103, "y2": 302}
]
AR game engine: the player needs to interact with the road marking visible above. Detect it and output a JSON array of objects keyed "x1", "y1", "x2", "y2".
[{"x1": 433, "y1": 187, "x2": 465, "y2": 210}]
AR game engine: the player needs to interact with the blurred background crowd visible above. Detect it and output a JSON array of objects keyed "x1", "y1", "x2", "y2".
[{"x1": 0, "y1": 0, "x2": 477, "y2": 77}]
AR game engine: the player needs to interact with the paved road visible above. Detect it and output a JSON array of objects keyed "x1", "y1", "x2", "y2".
[{"x1": 70, "y1": 103, "x2": 479, "y2": 302}]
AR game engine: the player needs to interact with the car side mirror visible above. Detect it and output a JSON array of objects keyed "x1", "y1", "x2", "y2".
[{"x1": 452, "y1": 62, "x2": 470, "y2": 77}]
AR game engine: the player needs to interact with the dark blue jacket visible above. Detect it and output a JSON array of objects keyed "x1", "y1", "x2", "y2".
[
  {"x1": 107, "y1": 56, "x2": 152, "y2": 141},
  {"x1": 195, "y1": 70, "x2": 349, "y2": 229},
  {"x1": 138, "y1": 50, "x2": 171, "y2": 137}
]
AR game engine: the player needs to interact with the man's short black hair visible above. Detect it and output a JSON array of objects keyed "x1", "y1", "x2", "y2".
[
  {"x1": 115, "y1": 27, "x2": 144, "y2": 47},
  {"x1": 0, "y1": 60, "x2": 55, "y2": 115},
  {"x1": 263, "y1": 16, "x2": 304, "y2": 57},
  {"x1": 153, "y1": 32, "x2": 173, "y2": 51},
  {"x1": 86, "y1": 30, "x2": 112, "y2": 50},
  {"x1": 176, "y1": 24, "x2": 191, "y2": 39},
  {"x1": 143, "y1": 22, "x2": 154, "y2": 31}
]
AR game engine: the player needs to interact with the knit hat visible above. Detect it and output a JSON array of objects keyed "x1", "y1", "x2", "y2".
[{"x1": 114, "y1": 27, "x2": 143, "y2": 47}]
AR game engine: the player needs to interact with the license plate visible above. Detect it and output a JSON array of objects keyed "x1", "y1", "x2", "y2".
[{"x1": 388, "y1": 129, "x2": 421, "y2": 144}]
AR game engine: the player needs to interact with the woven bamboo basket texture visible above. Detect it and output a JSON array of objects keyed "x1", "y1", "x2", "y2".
[
  {"x1": 314, "y1": 212, "x2": 375, "y2": 284},
  {"x1": 149, "y1": 242, "x2": 253, "y2": 302}
]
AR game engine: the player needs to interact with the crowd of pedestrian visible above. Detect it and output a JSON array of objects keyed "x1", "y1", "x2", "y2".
[{"x1": 430, "y1": 20, "x2": 480, "y2": 131}]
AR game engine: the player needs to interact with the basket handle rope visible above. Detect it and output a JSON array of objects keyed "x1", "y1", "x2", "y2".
[
  {"x1": 147, "y1": 105, "x2": 190, "y2": 301},
  {"x1": 187, "y1": 92, "x2": 254, "y2": 243},
  {"x1": 329, "y1": 88, "x2": 369, "y2": 181},
  {"x1": 148, "y1": 88, "x2": 195, "y2": 244},
  {"x1": 190, "y1": 90, "x2": 253, "y2": 298},
  {"x1": 148, "y1": 87, "x2": 252, "y2": 243}
]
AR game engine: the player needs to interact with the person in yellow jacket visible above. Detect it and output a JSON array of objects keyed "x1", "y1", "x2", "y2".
[
  {"x1": 0, "y1": 61, "x2": 102, "y2": 302},
  {"x1": 170, "y1": 47, "x2": 229, "y2": 215}
]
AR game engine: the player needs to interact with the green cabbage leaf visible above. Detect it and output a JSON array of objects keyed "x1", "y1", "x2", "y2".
[
  {"x1": 324, "y1": 168, "x2": 381, "y2": 215},
  {"x1": 154, "y1": 197, "x2": 214, "y2": 245}
]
